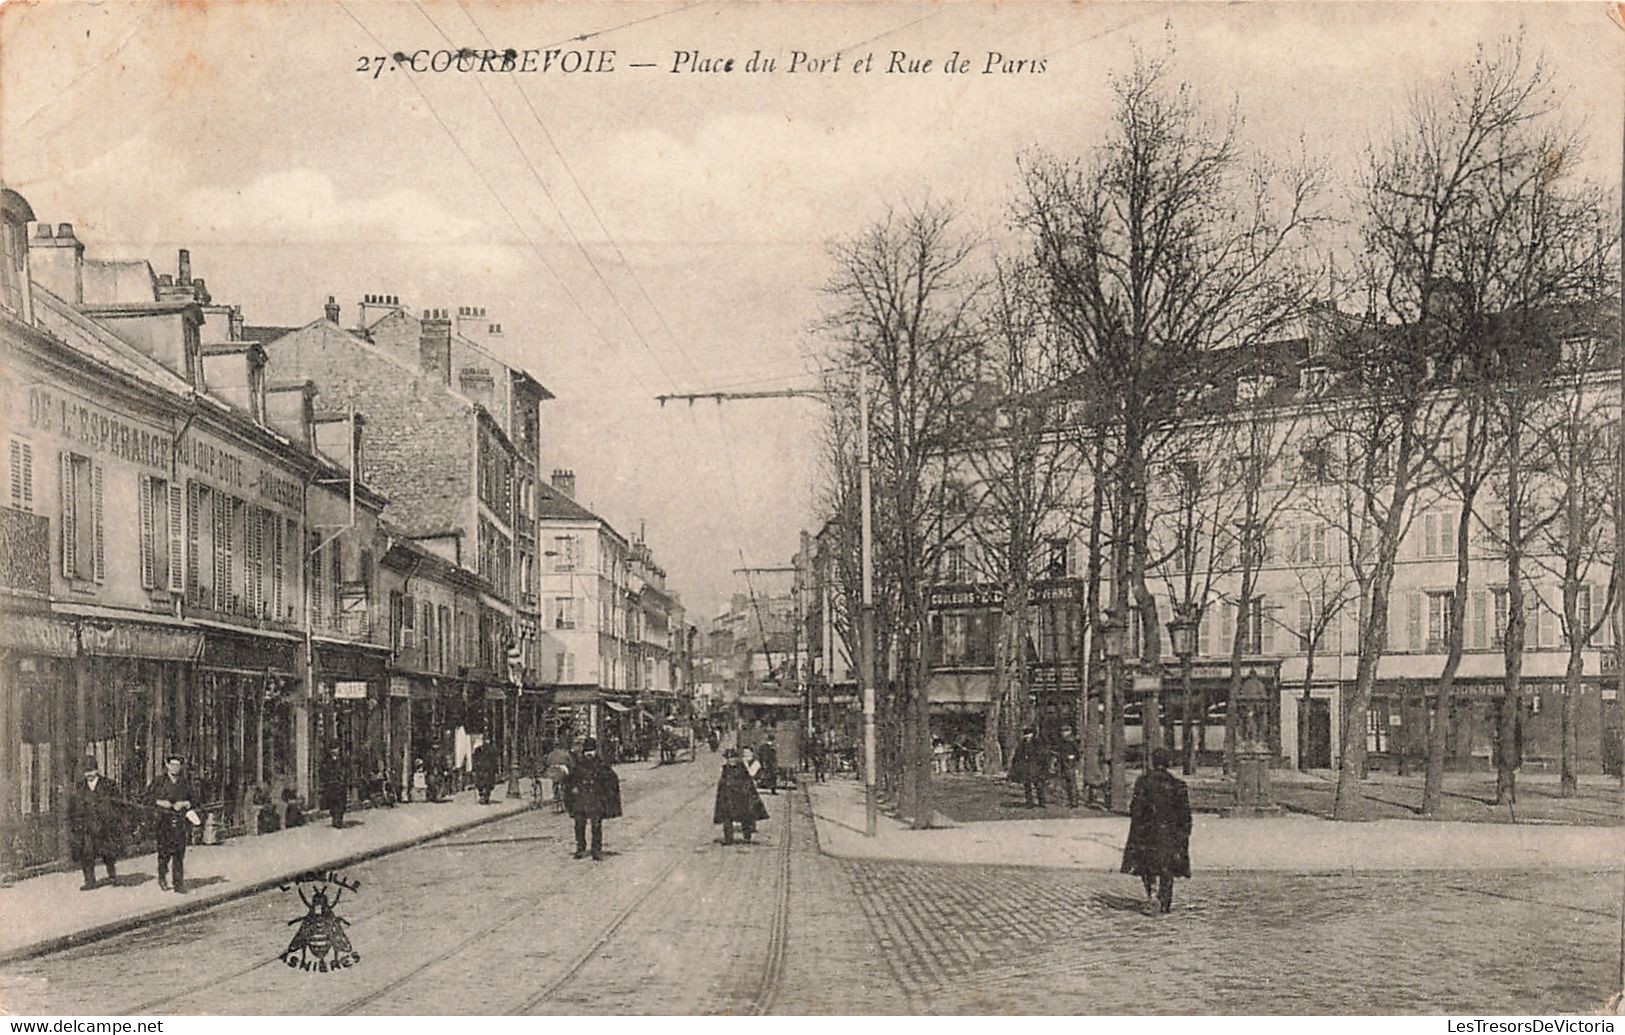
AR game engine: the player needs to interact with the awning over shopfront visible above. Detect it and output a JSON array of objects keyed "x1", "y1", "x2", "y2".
[
  {"x1": 549, "y1": 685, "x2": 602, "y2": 706},
  {"x1": 0, "y1": 614, "x2": 76, "y2": 656},
  {"x1": 925, "y1": 671, "x2": 994, "y2": 707},
  {"x1": 738, "y1": 694, "x2": 801, "y2": 707},
  {"x1": 199, "y1": 629, "x2": 299, "y2": 675},
  {"x1": 603, "y1": 700, "x2": 631, "y2": 714},
  {"x1": 79, "y1": 622, "x2": 202, "y2": 661}
]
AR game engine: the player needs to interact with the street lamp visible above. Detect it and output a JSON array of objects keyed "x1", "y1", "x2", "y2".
[
  {"x1": 1100, "y1": 611, "x2": 1128, "y2": 811},
  {"x1": 1167, "y1": 606, "x2": 1198, "y2": 776}
]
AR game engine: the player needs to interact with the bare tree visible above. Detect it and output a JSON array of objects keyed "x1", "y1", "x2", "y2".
[
  {"x1": 821, "y1": 201, "x2": 986, "y2": 827},
  {"x1": 1018, "y1": 51, "x2": 1322, "y2": 807},
  {"x1": 962, "y1": 259, "x2": 1081, "y2": 773},
  {"x1": 1335, "y1": 37, "x2": 1606, "y2": 817}
]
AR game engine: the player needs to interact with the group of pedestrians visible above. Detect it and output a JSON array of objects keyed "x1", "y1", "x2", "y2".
[
  {"x1": 1007, "y1": 725, "x2": 1087, "y2": 808},
  {"x1": 68, "y1": 753, "x2": 197, "y2": 894}
]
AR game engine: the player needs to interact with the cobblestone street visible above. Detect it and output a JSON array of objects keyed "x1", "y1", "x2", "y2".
[{"x1": 2, "y1": 758, "x2": 1618, "y2": 1015}]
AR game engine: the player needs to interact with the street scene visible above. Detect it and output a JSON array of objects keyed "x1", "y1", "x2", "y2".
[{"x1": 1, "y1": 0, "x2": 1624, "y2": 1018}]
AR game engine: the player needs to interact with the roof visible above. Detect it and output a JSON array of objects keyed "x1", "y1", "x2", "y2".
[
  {"x1": 241, "y1": 325, "x2": 299, "y2": 345},
  {"x1": 30, "y1": 284, "x2": 194, "y2": 396},
  {"x1": 536, "y1": 480, "x2": 622, "y2": 542}
]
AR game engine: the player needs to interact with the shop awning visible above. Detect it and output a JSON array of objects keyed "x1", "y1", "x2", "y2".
[
  {"x1": 603, "y1": 700, "x2": 631, "y2": 713},
  {"x1": 551, "y1": 687, "x2": 602, "y2": 705},
  {"x1": 0, "y1": 614, "x2": 76, "y2": 656},
  {"x1": 79, "y1": 622, "x2": 203, "y2": 661},
  {"x1": 485, "y1": 683, "x2": 510, "y2": 702}
]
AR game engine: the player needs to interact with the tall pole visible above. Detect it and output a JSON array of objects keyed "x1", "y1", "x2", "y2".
[
  {"x1": 1614, "y1": 102, "x2": 1624, "y2": 1004},
  {"x1": 859, "y1": 368, "x2": 878, "y2": 837}
]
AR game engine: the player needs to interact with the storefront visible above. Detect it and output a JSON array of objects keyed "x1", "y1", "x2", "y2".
[
  {"x1": 1, "y1": 613, "x2": 76, "y2": 873},
  {"x1": 314, "y1": 641, "x2": 390, "y2": 804},
  {"x1": 194, "y1": 628, "x2": 300, "y2": 828}
]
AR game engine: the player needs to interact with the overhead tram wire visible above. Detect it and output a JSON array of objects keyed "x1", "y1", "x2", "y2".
[
  {"x1": 335, "y1": 1, "x2": 651, "y2": 394},
  {"x1": 410, "y1": 0, "x2": 685, "y2": 392},
  {"x1": 456, "y1": 0, "x2": 711, "y2": 383}
]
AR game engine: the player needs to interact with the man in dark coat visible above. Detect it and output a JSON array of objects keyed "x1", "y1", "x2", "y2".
[
  {"x1": 1008, "y1": 728, "x2": 1052, "y2": 807},
  {"x1": 68, "y1": 756, "x2": 122, "y2": 889},
  {"x1": 757, "y1": 735, "x2": 779, "y2": 794},
  {"x1": 146, "y1": 755, "x2": 194, "y2": 893},
  {"x1": 562, "y1": 737, "x2": 621, "y2": 860},
  {"x1": 1055, "y1": 726, "x2": 1082, "y2": 808},
  {"x1": 1121, "y1": 747, "x2": 1193, "y2": 914},
  {"x1": 472, "y1": 740, "x2": 500, "y2": 804},
  {"x1": 319, "y1": 747, "x2": 348, "y2": 829},
  {"x1": 713, "y1": 749, "x2": 770, "y2": 845}
]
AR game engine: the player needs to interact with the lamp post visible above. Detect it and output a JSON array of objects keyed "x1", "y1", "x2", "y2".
[
  {"x1": 1167, "y1": 606, "x2": 1198, "y2": 776},
  {"x1": 1100, "y1": 611, "x2": 1128, "y2": 811}
]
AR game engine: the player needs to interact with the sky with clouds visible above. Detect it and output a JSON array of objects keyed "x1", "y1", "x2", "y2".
[{"x1": 2, "y1": 1, "x2": 1621, "y2": 621}]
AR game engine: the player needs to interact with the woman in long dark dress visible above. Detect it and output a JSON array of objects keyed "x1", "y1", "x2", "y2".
[{"x1": 713, "y1": 749, "x2": 769, "y2": 845}]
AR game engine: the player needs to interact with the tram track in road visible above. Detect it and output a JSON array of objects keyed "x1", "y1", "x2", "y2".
[
  {"x1": 77, "y1": 766, "x2": 699, "y2": 1016},
  {"x1": 333, "y1": 777, "x2": 715, "y2": 1016},
  {"x1": 506, "y1": 782, "x2": 801, "y2": 1016}
]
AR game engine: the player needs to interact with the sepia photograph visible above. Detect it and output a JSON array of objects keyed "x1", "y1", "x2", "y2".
[{"x1": 0, "y1": 0, "x2": 1622, "y2": 1018}]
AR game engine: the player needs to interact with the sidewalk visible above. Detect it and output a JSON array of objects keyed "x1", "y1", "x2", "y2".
[
  {"x1": 0, "y1": 790, "x2": 527, "y2": 964},
  {"x1": 805, "y1": 776, "x2": 1625, "y2": 873}
]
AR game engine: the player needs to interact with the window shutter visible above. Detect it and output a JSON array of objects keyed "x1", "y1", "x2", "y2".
[
  {"x1": 186, "y1": 484, "x2": 200, "y2": 603},
  {"x1": 1407, "y1": 591, "x2": 1422, "y2": 652},
  {"x1": 1259, "y1": 598, "x2": 1274, "y2": 654},
  {"x1": 1472, "y1": 591, "x2": 1487, "y2": 650},
  {"x1": 139, "y1": 477, "x2": 155, "y2": 588},
  {"x1": 60, "y1": 452, "x2": 76, "y2": 577},
  {"x1": 213, "y1": 493, "x2": 228, "y2": 609},
  {"x1": 310, "y1": 535, "x2": 324, "y2": 627},
  {"x1": 1424, "y1": 512, "x2": 1438, "y2": 557},
  {"x1": 20, "y1": 443, "x2": 31, "y2": 510},
  {"x1": 91, "y1": 463, "x2": 104, "y2": 583},
  {"x1": 271, "y1": 517, "x2": 286, "y2": 617},
  {"x1": 168, "y1": 484, "x2": 185, "y2": 593},
  {"x1": 8, "y1": 440, "x2": 19, "y2": 509}
]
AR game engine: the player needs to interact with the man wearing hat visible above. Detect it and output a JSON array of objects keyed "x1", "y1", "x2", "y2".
[
  {"x1": 68, "y1": 755, "x2": 122, "y2": 890},
  {"x1": 146, "y1": 754, "x2": 195, "y2": 893},
  {"x1": 561, "y1": 737, "x2": 621, "y2": 860},
  {"x1": 1008, "y1": 727, "x2": 1052, "y2": 807}
]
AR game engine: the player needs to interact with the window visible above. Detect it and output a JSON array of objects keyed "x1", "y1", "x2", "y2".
[
  {"x1": 554, "y1": 597, "x2": 576, "y2": 630},
  {"x1": 1301, "y1": 443, "x2": 1333, "y2": 483},
  {"x1": 59, "y1": 452, "x2": 102, "y2": 582},
  {"x1": 439, "y1": 605, "x2": 452, "y2": 669},
  {"x1": 1491, "y1": 587, "x2": 1508, "y2": 647},
  {"x1": 1425, "y1": 591, "x2": 1453, "y2": 652},
  {"x1": 8, "y1": 439, "x2": 33, "y2": 511},
  {"x1": 422, "y1": 601, "x2": 435, "y2": 667},
  {"x1": 1575, "y1": 585, "x2": 1594, "y2": 647},
  {"x1": 552, "y1": 535, "x2": 577, "y2": 572},
  {"x1": 1420, "y1": 509, "x2": 1460, "y2": 559},
  {"x1": 1242, "y1": 596, "x2": 1270, "y2": 654},
  {"x1": 943, "y1": 544, "x2": 966, "y2": 582},
  {"x1": 400, "y1": 594, "x2": 417, "y2": 650},
  {"x1": 1047, "y1": 538, "x2": 1069, "y2": 578},
  {"x1": 138, "y1": 476, "x2": 183, "y2": 592},
  {"x1": 1298, "y1": 596, "x2": 1314, "y2": 652}
]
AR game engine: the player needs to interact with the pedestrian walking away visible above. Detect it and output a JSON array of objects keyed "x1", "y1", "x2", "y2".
[
  {"x1": 713, "y1": 748, "x2": 770, "y2": 845},
  {"x1": 562, "y1": 737, "x2": 622, "y2": 860},
  {"x1": 320, "y1": 746, "x2": 348, "y2": 828},
  {"x1": 757, "y1": 735, "x2": 779, "y2": 794},
  {"x1": 68, "y1": 755, "x2": 123, "y2": 889},
  {"x1": 1056, "y1": 726, "x2": 1082, "y2": 808},
  {"x1": 473, "y1": 738, "x2": 500, "y2": 804},
  {"x1": 1008, "y1": 727, "x2": 1052, "y2": 807},
  {"x1": 147, "y1": 754, "x2": 196, "y2": 893},
  {"x1": 1120, "y1": 747, "x2": 1193, "y2": 915}
]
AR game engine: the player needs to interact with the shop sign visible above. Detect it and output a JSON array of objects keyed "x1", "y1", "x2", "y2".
[
  {"x1": 389, "y1": 676, "x2": 411, "y2": 698},
  {"x1": 333, "y1": 680, "x2": 369, "y2": 700}
]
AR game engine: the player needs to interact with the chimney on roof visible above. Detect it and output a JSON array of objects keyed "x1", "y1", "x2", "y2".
[
  {"x1": 177, "y1": 249, "x2": 191, "y2": 285},
  {"x1": 29, "y1": 219, "x2": 85, "y2": 303},
  {"x1": 324, "y1": 295, "x2": 340, "y2": 324},
  {"x1": 420, "y1": 308, "x2": 452, "y2": 384},
  {"x1": 551, "y1": 469, "x2": 576, "y2": 498},
  {"x1": 56, "y1": 223, "x2": 74, "y2": 239},
  {"x1": 191, "y1": 277, "x2": 209, "y2": 305}
]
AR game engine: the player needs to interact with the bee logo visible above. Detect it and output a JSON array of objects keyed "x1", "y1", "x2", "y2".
[{"x1": 280, "y1": 882, "x2": 361, "y2": 972}]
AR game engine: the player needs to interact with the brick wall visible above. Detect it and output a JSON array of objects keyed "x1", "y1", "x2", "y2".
[{"x1": 265, "y1": 322, "x2": 474, "y2": 536}]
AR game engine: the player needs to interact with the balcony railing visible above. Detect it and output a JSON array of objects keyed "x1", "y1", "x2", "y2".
[{"x1": 0, "y1": 508, "x2": 49, "y2": 596}]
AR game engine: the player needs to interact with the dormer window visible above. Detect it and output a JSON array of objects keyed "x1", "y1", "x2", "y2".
[{"x1": 1301, "y1": 366, "x2": 1330, "y2": 397}]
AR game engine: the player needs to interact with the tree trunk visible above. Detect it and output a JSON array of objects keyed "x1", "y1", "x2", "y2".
[
  {"x1": 1499, "y1": 425, "x2": 1525, "y2": 808},
  {"x1": 1424, "y1": 500, "x2": 1475, "y2": 815},
  {"x1": 1298, "y1": 648, "x2": 1317, "y2": 770},
  {"x1": 1561, "y1": 644, "x2": 1581, "y2": 798}
]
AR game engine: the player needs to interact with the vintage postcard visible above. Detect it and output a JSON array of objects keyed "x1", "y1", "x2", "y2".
[{"x1": 0, "y1": 0, "x2": 1622, "y2": 1019}]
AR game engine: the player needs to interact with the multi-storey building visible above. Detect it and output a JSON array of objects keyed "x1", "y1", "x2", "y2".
[
  {"x1": 0, "y1": 193, "x2": 398, "y2": 873},
  {"x1": 920, "y1": 300, "x2": 1625, "y2": 776}
]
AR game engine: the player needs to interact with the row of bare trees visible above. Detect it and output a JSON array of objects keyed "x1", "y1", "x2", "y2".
[{"x1": 813, "y1": 38, "x2": 1619, "y2": 824}]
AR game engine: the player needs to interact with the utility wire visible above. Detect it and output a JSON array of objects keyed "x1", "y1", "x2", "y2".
[
  {"x1": 411, "y1": 0, "x2": 683, "y2": 391},
  {"x1": 336, "y1": 1, "x2": 645, "y2": 392},
  {"x1": 457, "y1": 0, "x2": 710, "y2": 384}
]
